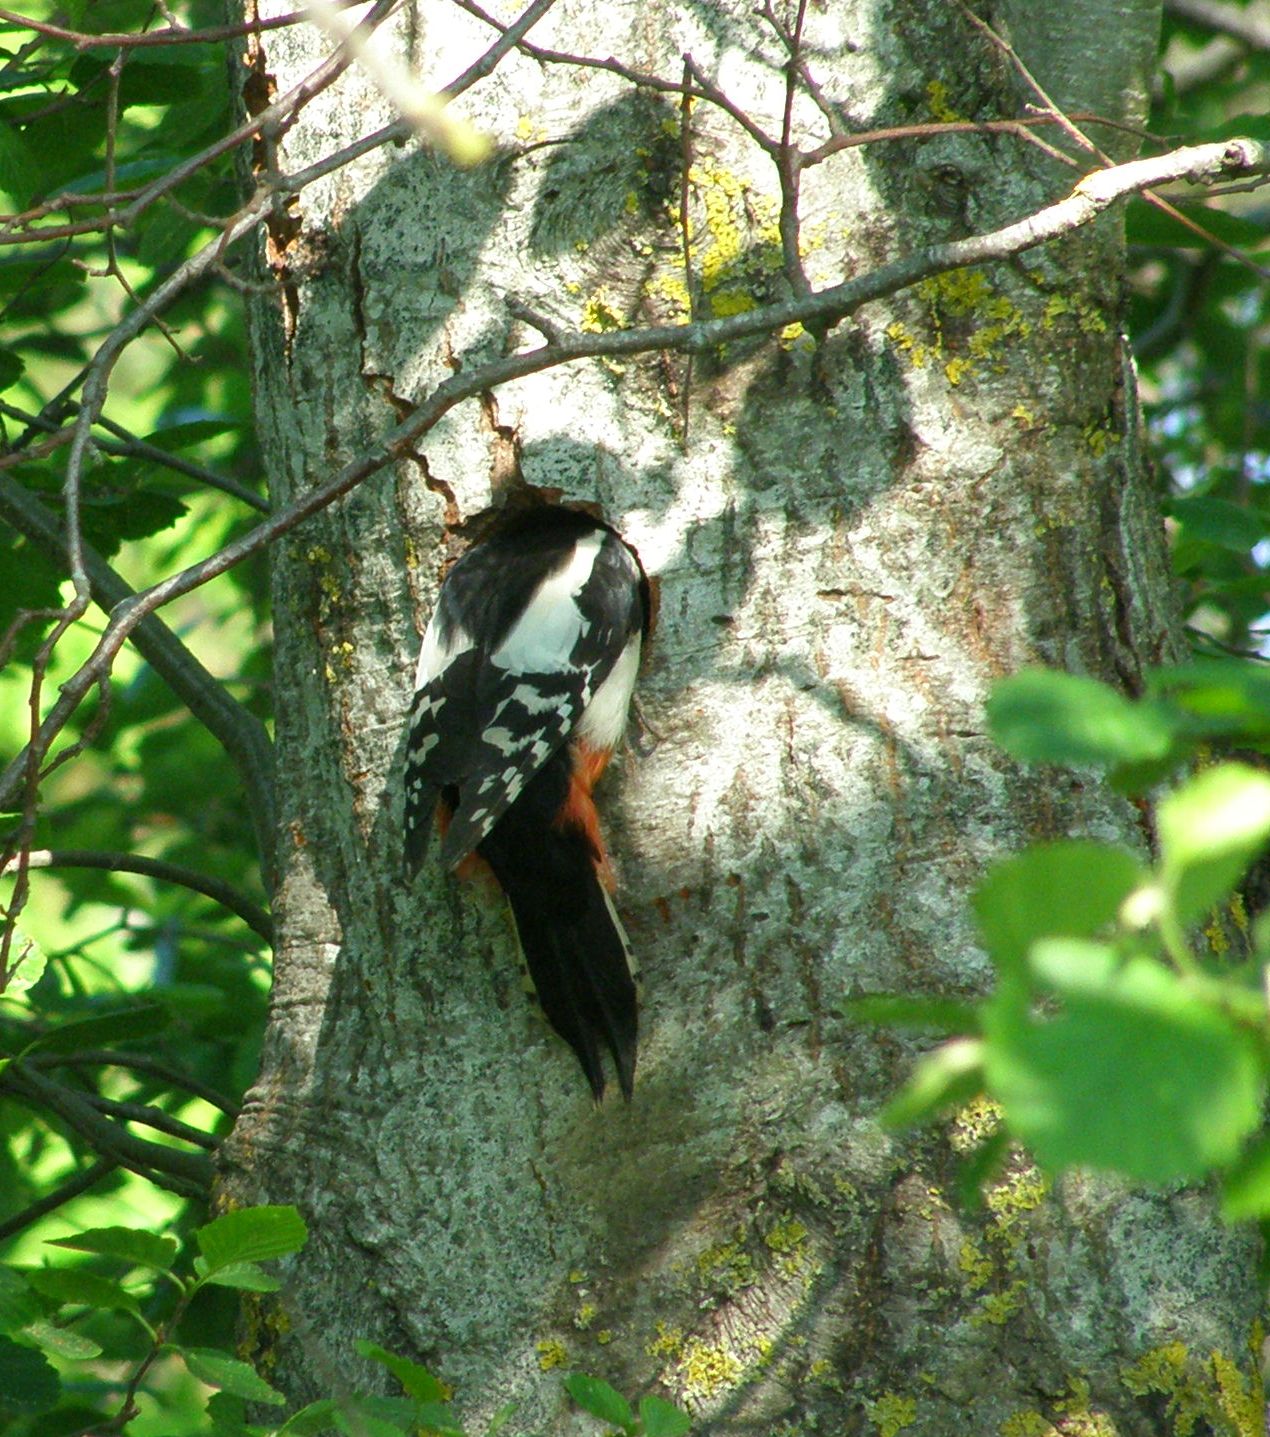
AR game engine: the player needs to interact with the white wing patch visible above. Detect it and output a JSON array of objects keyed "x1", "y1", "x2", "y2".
[{"x1": 490, "y1": 531, "x2": 602, "y2": 672}]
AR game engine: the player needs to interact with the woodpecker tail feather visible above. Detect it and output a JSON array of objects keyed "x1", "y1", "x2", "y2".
[{"x1": 491, "y1": 854, "x2": 638, "y2": 1101}]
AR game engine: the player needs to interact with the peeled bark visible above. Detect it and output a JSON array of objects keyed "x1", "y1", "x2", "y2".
[{"x1": 225, "y1": 1, "x2": 1261, "y2": 1432}]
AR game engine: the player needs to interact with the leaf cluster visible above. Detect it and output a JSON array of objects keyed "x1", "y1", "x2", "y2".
[
  {"x1": 849, "y1": 665, "x2": 1270, "y2": 1220},
  {"x1": 0, "y1": 1204, "x2": 692, "y2": 1437}
]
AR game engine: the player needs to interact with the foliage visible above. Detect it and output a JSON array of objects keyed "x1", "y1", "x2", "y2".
[
  {"x1": 0, "y1": 1201, "x2": 691, "y2": 1437},
  {"x1": 848, "y1": 665, "x2": 1270, "y2": 1213},
  {"x1": 0, "y1": 0, "x2": 1267, "y2": 1429}
]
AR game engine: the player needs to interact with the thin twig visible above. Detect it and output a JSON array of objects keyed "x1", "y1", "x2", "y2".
[
  {"x1": 0, "y1": 1157, "x2": 116, "y2": 1243},
  {"x1": 2, "y1": 1061, "x2": 212, "y2": 1194},
  {"x1": 27, "y1": 1049, "x2": 240, "y2": 1117},
  {"x1": 0, "y1": 475, "x2": 277, "y2": 886},
  {"x1": 0, "y1": 136, "x2": 1260, "y2": 825},
  {"x1": 0, "y1": 6, "x2": 309, "y2": 49},
  {"x1": 3, "y1": 850, "x2": 272, "y2": 942}
]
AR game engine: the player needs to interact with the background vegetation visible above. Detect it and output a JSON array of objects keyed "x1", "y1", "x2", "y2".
[{"x1": 0, "y1": 0, "x2": 1267, "y2": 1431}]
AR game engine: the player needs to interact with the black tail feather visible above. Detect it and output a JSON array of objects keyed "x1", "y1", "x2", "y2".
[{"x1": 493, "y1": 861, "x2": 638, "y2": 1101}]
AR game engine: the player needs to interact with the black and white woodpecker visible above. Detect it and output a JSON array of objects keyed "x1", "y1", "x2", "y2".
[{"x1": 404, "y1": 500, "x2": 650, "y2": 1101}]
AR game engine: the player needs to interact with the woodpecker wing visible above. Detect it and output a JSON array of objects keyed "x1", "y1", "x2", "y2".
[{"x1": 405, "y1": 510, "x2": 643, "y2": 872}]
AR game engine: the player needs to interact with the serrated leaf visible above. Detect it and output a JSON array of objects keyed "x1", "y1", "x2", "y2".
[
  {"x1": 21, "y1": 1005, "x2": 169, "y2": 1058},
  {"x1": 275, "y1": 1398, "x2": 341, "y2": 1436},
  {"x1": 882, "y1": 1037, "x2": 985, "y2": 1128},
  {"x1": 21, "y1": 1318, "x2": 102, "y2": 1359},
  {"x1": 639, "y1": 1394, "x2": 693, "y2": 1437},
  {"x1": 355, "y1": 1341, "x2": 447, "y2": 1403},
  {"x1": 0, "y1": 1333, "x2": 60, "y2": 1412},
  {"x1": 564, "y1": 1373, "x2": 632, "y2": 1429},
  {"x1": 180, "y1": 1347, "x2": 287, "y2": 1405},
  {"x1": 1158, "y1": 764, "x2": 1270, "y2": 924},
  {"x1": 47, "y1": 1225, "x2": 178, "y2": 1272},
  {"x1": 26, "y1": 1268, "x2": 141, "y2": 1315},
  {"x1": 200, "y1": 1261, "x2": 282, "y2": 1293},
  {"x1": 972, "y1": 841, "x2": 1146, "y2": 974},
  {"x1": 985, "y1": 942, "x2": 1264, "y2": 1182},
  {"x1": 196, "y1": 1206, "x2": 307, "y2": 1274},
  {"x1": 987, "y1": 670, "x2": 1176, "y2": 768}
]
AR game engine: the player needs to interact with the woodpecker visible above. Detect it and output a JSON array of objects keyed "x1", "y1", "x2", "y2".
[{"x1": 405, "y1": 501, "x2": 649, "y2": 1101}]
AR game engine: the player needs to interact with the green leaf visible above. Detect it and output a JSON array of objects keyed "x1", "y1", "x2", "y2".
[
  {"x1": 276, "y1": 1399, "x2": 342, "y2": 1436},
  {"x1": 838, "y1": 993, "x2": 978, "y2": 1033},
  {"x1": 179, "y1": 1346, "x2": 287, "y2": 1406},
  {"x1": 19, "y1": 1004, "x2": 170, "y2": 1058},
  {"x1": 205, "y1": 1390, "x2": 248, "y2": 1435},
  {"x1": 1157, "y1": 764, "x2": 1270, "y2": 924},
  {"x1": 483, "y1": 1401, "x2": 518, "y2": 1436},
  {"x1": 196, "y1": 1206, "x2": 307, "y2": 1274},
  {"x1": 639, "y1": 1394, "x2": 693, "y2": 1437},
  {"x1": 21, "y1": 1319, "x2": 102, "y2": 1360},
  {"x1": 47, "y1": 1225, "x2": 178, "y2": 1272},
  {"x1": 564, "y1": 1373, "x2": 633, "y2": 1430},
  {"x1": 984, "y1": 941, "x2": 1264, "y2": 1182},
  {"x1": 0, "y1": 1268, "x2": 43, "y2": 1334},
  {"x1": 1221, "y1": 1135, "x2": 1270, "y2": 1221},
  {"x1": 196, "y1": 1260, "x2": 282, "y2": 1293},
  {"x1": 355, "y1": 1341, "x2": 448, "y2": 1403},
  {"x1": 882, "y1": 1038, "x2": 984, "y2": 1129},
  {"x1": 0, "y1": 120, "x2": 40, "y2": 207},
  {"x1": 987, "y1": 669, "x2": 1176, "y2": 768},
  {"x1": 972, "y1": 841, "x2": 1145, "y2": 974},
  {"x1": 0, "y1": 1334, "x2": 60, "y2": 1413},
  {"x1": 1169, "y1": 495, "x2": 1269, "y2": 553},
  {"x1": 26, "y1": 1268, "x2": 141, "y2": 1315},
  {"x1": 1151, "y1": 659, "x2": 1270, "y2": 742}
]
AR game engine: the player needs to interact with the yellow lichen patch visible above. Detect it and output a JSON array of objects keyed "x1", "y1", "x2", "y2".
[
  {"x1": 764, "y1": 1215, "x2": 810, "y2": 1276},
  {"x1": 984, "y1": 1165, "x2": 1047, "y2": 1252},
  {"x1": 945, "y1": 356, "x2": 973, "y2": 386},
  {"x1": 646, "y1": 1321, "x2": 684, "y2": 1359},
  {"x1": 514, "y1": 115, "x2": 546, "y2": 144},
  {"x1": 1000, "y1": 1412, "x2": 1057, "y2": 1437},
  {"x1": 1122, "y1": 1343, "x2": 1208, "y2": 1436},
  {"x1": 581, "y1": 288, "x2": 625, "y2": 333},
  {"x1": 867, "y1": 1391, "x2": 918, "y2": 1436},
  {"x1": 535, "y1": 1339, "x2": 567, "y2": 1371},
  {"x1": 573, "y1": 1302, "x2": 597, "y2": 1330},
  {"x1": 596, "y1": 1329, "x2": 613, "y2": 1346},
  {"x1": 1053, "y1": 1378, "x2": 1118, "y2": 1436},
  {"x1": 695, "y1": 1236, "x2": 757, "y2": 1293},
  {"x1": 950, "y1": 1096, "x2": 1004, "y2": 1152},
  {"x1": 1082, "y1": 423, "x2": 1118, "y2": 457},
  {"x1": 926, "y1": 79, "x2": 961, "y2": 123},
  {"x1": 971, "y1": 1278, "x2": 1027, "y2": 1327},
  {"x1": 958, "y1": 1236, "x2": 993, "y2": 1291},
  {"x1": 1042, "y1": 292, "x2": 1108, "y2": 335},
  {"x1": 677, "y1": 1336, "x2": 744, "y2": 1402},
  {"x1": 567, "y1": 1268, "x2": 587, "y2": 1284},
  {"x1": 645, "y1": 271, "x2": 692, "y2": 324},
  {"x1": 1011, "y1": 404, "x2": 1038, "y2": 428},
  {"x1": 808, "y1": 1357, "x2": 844, "y2": 1392},
  {"x1": 1210, "y1": 1350, "x2": 1263, "y2": 1436}
]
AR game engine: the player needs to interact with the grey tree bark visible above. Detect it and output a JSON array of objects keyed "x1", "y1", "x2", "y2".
[{"x1": 224, "y1": 1, "x2": 1262, "y2": 1432}]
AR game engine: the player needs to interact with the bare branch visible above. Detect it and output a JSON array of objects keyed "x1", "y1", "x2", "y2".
[
  {"x1": 0, "y1": 475, "x2": 277, "y2": 886},
  {"x1": 28, "y1": 1049, "x2": 241, "y2": 1117},
  {"x1": 4, "y1": 850, "x2": 272, "y2": 943},
  {"x1": 0, "y1": 6, "x2": 310, "y2": 49},
  {"x1": 2, "y1": 1061, "x2": 212, "y2": 1195},
  {"x1": 1, "y1": 137, "x2": 1260, "y2": 828},
  {"x1": 0, "y1": 1157, "x2": 117, "y2": 1243}
]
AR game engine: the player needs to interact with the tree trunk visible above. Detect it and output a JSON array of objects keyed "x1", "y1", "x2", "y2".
[{"x1": 225, "y1": 1, "x2": 1261, "y2": 1431}]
